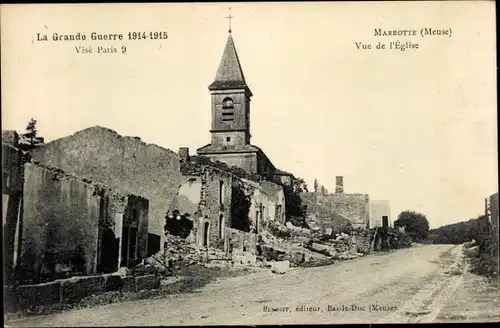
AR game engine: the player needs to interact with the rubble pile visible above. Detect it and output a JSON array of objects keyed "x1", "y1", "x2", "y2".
[
  {"x1": 267, "y1": 221, "x2": 291, "y2": 239},
  {"x1": 305, "y1": 233, "x2": 363, "y2": 261},
  {"x1": 146, "y1": 234, "x2": 205, "y2": 269},
  {"x1": 259, "y1": 220, "x2": 388, "y2": 270},
  {"x1": 285, "y1": 221, "x2": 312, "y2": 237},
  {"x1": 257, "y1": 229, "x2": 331, "y2": 267}
]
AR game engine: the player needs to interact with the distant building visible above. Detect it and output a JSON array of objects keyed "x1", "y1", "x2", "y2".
[
  {"x1": 335, "y1": 176, "x2": 344, "y2": 194},
  {"x1": 370, "y1": 200, "x2": 391, "y2": 229},
  {"x1": 300, "y1": 176, "x2": 370, "y2": 229}
]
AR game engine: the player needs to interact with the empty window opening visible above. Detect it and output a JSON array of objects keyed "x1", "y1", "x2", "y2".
[
  {"x1": 222, "y1": 97, "x2": 234, "y2": 109},
  {"x1": 226, "y1": 136, "x2": 231, "y2": 142},
  {"x1": 121, "y1": 208, "x2": 140, "y2": 268},
  {"x1": 275, "y1": 205, "x2": 282, "y2": 221}
]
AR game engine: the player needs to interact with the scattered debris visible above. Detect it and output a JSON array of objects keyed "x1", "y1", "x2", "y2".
[{"x1": 271, "y1": 260, "x2": 290, "y2": 274}]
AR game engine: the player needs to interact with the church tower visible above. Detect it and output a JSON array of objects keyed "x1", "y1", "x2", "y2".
[
  {"x1": 197, "y1": 15, "x2": 284, "y2": 181},
  {"x1": 207, "y1": 32, "x2": 252, "y2": 148}
]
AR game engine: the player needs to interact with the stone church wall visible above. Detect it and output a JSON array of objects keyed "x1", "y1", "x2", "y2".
[
  {"x1": 256, "y1": 150, "x2": 276, "y2": 180},
  {"x1": 202, "y1": 152, "x2": 257, "y2": 174},
  {"x1": 210, "y1": 131, "x2": 248, "y2": 149},
  {"x1": 29, "y1": 126, "x2": 181, "y2": 250}
]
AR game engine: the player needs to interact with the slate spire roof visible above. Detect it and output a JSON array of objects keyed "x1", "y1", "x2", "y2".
[{"x1": 208, "y1": 33, "x2": 252, "y2": 96}]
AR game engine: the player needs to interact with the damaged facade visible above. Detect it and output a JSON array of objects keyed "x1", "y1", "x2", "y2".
[
  {"x1": 300, "y1": 176, "x2": 370, "y2": 229},
  {"x1": 175, "y1": 148, "x2": 232, "y2": 250},
  {"x1": 238, "y1": 178, "x2": 269, "y2": 235},
  {"x1": 174, "y1": 147, "x2": 286, "y2": 257},
  {"x1": 2, "y1": 139, "x2": 151, "y2": 285},
  {"x1": 260, "y1": 180, "x2": 286, "y2": 225},
  {"x1": 3, "y1": 138, "x2": 29, "y2": 284},
  {"x1": 28, "y1": 126, "x2": 182, "y2": 255}
]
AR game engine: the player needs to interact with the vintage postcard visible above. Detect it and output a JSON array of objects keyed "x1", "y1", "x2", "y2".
[{"x1": 2, "y1": 1, "x2": 498, "y2": 326}]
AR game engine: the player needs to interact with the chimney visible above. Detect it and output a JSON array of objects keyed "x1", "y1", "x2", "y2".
[
  {"x1": 178, "y1": 147, "x2": 190, "y2": 162},
  {"x1": 335, "y1": 176, "x2": 344, "y2": 193}
]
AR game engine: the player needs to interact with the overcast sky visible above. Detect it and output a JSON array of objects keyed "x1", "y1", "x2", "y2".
[{"x1": 2, "y1": 2, "x2": 497, "y2": 228}]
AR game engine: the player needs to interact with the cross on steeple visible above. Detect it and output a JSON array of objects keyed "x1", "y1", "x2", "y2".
[{"x1": 225, "y1": 7, "x2": 233, "y2": 33}]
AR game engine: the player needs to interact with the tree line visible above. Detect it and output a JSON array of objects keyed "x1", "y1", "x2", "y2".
[{"x1": 427, "y1": 215, "x2": 489, "y2": 245}]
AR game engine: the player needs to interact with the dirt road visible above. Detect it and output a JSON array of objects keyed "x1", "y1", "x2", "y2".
[{"x1": 6, "y1": 244, "x2": 498, "y2": 326}]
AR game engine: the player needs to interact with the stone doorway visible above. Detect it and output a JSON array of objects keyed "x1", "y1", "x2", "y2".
[
  {"x1": 99, "y1": 228, "x2": 119, "y2": 273},
  {"x1": 203, "y1": 222, "x2": 210, "y2": 247},
  {"x1": 219, "y1": 214, "x2": 225, "y2": 239},
  {"x1": 382, "y1": 216, "x2": 389, "y2": 228},
  {"x1": 121, "y1": 208, "x2": 139, "y2": 267}
]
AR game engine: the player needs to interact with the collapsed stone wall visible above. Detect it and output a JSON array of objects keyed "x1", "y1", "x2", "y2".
[
  {"x1": 4, "y1": 272, "x2": 161, "y2": 313},
  {"x1": 2, "y1": 142, "x2": 28, "y2": 195},
  {"x1": 330, "y1": 194, "x2": 369, "y2": 228},
  {"x1": 256, "y1": 219, "x2": 378, "y2": 270},
  {"x1": 2, "y1": 143, "x2": 30, "y2": 284},
  {"x1": 226, "y1": 227, "x2": 256, "y2": 254},
  {"x1": 260, "y1": 180, "x2": 286, "y2": 225},
  {"x1": 29, "y1": 126, "x2": 182, "y2": 249},
  {"x1": 301, "y1": 192, "x2": 369, "y2": 228},
  {"x1": 202, "y1": 167, "x2": 232, "y2": 249},
  {"x1": 173, "y1": 175, "x2": 202, "y2": 218},
  {"x1": 19, "y1": 163, "x2": 104, "y2": 283},
  {"x1": 179, "y1": 161, "x2": 232, "y2": 249},
  {"x1": 8, "y1": 159, "x2": 151, "y2": 284}
]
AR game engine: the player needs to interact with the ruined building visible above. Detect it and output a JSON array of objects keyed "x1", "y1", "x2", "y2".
[
  {"x1": 260, "y1": 180, "x2": 287, "y2": 225},
  {"x1": 175, "y1": 147, "x2": 286, "y2": 255},
  {"x1": 300, "y1": 176, "x2": 370, "y2": 229},
  {"x1": 370, "y1": 200, "x2": 391, "y2": 228},
  {"x1": 196, "y1": 29, "x2": 294, "y2": 188},
  {"x1": 2, "y1": 136, "x2": 150, "y2": 284},
  {"x1": 175, "y1": 147, "x2": 233, "y2": 250},
  {"x1": 28, "y1": 126, "x2": 182, "y2": 255}
]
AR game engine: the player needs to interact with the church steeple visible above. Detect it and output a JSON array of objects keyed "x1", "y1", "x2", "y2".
[
  {"x1": 197, "y1": 11, "x2": 277, "y2": 181},
  {"x1": 208, "y1": 33, "x2": 252, "y2": 97}
]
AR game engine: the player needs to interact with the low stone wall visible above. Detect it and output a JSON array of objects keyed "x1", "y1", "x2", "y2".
[{"x1": 4, "y1": 273, "x2": 160, "y2": 312}]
